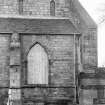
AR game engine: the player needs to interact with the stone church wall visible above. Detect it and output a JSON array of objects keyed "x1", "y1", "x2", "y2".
[
  {"x1": 70, "y1": 3, "x2": 97, "y2": 70},
  {"x1": 82, "y1": 28, "x2": 97, "y2": 70},
  {"x1": 0, "y1": 34, "x2": 10, "y2": 105},
  {"x1": 0, "y1": 0, "x2": 18, "y2": 15},
  {"x1": 0, "y1": 34, "x2": 10, "y2": 87},
  {"x1": 23, "y1": 0, "x2": 50, "y2": 16},
  {"x1": 0, "y1": 0, "x2": 71, "y2": 17},
  {"x1": 79, "y1": 89, "x2": 97, "y2": 105},
  {"x1": 22, "y1": 35, "x2": 75, "y2": 85},
  {"x1": 69, "y1": 2, "x2": 98, "y2": 105},
  {"x1": 0, "y1": 0, "x2": 98, "y2": 72},
  {"x1": 0, "y1": 0, "x2": 98, "y2": 105},
  {"x1": 21, "y1": 35, "x2": 76, "y2": 103}
]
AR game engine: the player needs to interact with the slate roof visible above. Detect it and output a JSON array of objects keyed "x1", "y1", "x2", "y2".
[
  {"x1": 0, "y1": 18, "x2": 80, "y2": 34},
  {"x1": 73, "y1": 0, "x2": 97, "y2": 28}
]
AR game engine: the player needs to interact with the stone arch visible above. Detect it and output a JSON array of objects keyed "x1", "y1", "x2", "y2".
[{"x1": 27, "y1": 43, "x2": 49, "y2": 84}]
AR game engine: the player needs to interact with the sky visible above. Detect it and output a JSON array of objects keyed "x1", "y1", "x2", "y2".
[{"x1": 79, "y1": 0, "x2": 105, "y2": 67}]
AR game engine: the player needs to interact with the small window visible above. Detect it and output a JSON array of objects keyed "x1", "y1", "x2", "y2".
[
  {"x1": 50, "y1": 0, "x2": 55, "y2": 16},
  {"x1": 19, "y1": 0, "x2": 23, "y2": 14},
  {"x1": 27, "y1": 43, "x2": 49, "y2": 85}
]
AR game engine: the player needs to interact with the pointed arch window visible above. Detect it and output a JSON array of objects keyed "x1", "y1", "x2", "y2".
[
  {"x1": 27, "y1": 43, "x2": 49, "y2": 84},
  {"x1": 50, "y1": 0, "x2": 55, "y2": 16}
]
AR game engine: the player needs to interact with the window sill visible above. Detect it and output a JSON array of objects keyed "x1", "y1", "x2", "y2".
[{"x1": 21, "y1": 84, "x2": 75, "y2": 88}]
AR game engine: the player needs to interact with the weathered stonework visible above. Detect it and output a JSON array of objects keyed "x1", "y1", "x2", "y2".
[
  {"x1": 0, "y1": 0, "x2": 18, "y2": 15},
  {"x1": 0, "y1": 0, "x2": 100, "y2": 105},
  {"x1": 0, "y1": 35, "x2": 10, "y2": 87},
  {"x1": 22, "y1": 35, "x2": 75, "y2": 86},
  {"x1": 9, "y1": 33, "x2": 22, "y2": 105}
]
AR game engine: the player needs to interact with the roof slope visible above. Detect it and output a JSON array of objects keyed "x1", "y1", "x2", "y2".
[
  {"x1": 0, "y1": 18, "x2": 79, "y2": 34},
  {"x1": 72, "y1": 0, "x2": 97, "y2": 28}
]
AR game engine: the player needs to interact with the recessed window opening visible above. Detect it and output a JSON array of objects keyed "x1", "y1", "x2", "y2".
[
  {"x1": 27, "y1": 43, "x2": 49, "y2": 85},
  {"x1": 50, "y1": 0, "x2": 55, "y2": 16}
]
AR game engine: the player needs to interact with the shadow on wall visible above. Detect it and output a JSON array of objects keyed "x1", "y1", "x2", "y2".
[{"x1": 0, "y1": 91, "x2": 8, "y2": 105}]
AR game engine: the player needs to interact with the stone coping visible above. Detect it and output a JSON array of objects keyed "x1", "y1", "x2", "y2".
[{"x1": 0, "y1": 14, "x2": 70, "y2": 20}]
